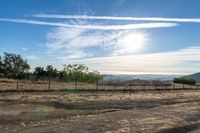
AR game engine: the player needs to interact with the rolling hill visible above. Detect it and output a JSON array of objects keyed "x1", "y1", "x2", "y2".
[
  {"x1": 182, "y1": 72, "x2": 200, "y2": 83},
  {"x1": 103, "y1": 74, "x2": 181, "y2": 82}
]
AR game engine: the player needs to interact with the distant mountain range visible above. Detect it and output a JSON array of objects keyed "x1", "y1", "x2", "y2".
[
  {"x1": 102, "y1": 72, "x2": 200, "y2": 83},
  {"x1": 182, "y1": 72, "x2": 200, "y2": 83},
  {"x1": 103, "y1": 74, "x2": 182, "y2": 82}
]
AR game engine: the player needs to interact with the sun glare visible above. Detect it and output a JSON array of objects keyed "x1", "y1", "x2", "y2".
[{"x1": 117, "y1": 32, "x2": 147, "y2": 54}]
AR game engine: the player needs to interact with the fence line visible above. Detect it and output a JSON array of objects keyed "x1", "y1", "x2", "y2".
[{"x1": 0, "y1": 78, "x2": 200, "y2": 92}]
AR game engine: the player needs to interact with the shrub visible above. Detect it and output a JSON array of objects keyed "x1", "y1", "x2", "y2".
[{"x1": 173, "y1": 78, "x2": 196, "y2": 85}]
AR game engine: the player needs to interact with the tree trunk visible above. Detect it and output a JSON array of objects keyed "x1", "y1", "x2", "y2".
[
  {"x1": 155, "y1": 83, "x2": 157, "y2": 90},
  {"x1": 16, "y1": 79, "x2": 19, "y2": 91},
  {"x1": 96, "y1": 82, "x2": 99, "y2": 90},
  {"x1": 75, "y1": 78, "x2": 77, "y2": 89},
  {"x1": 48, "y1": 75, "x2": 51, "y2": 90},
  {"x1": 114, "y1": 83, "x2": 117, "y2": 90},
  {"x1": 129, "y1": 83, "x2": 132, "y2": 90}
]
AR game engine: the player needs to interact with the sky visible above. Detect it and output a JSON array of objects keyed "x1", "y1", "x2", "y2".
[{"x1": 0, "y1": 0, "x2": 200, "y2": 75}]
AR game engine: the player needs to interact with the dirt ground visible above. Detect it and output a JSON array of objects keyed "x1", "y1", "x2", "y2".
[{"x1": 0, "y1": 90, "x2": 200, "y2": 133}]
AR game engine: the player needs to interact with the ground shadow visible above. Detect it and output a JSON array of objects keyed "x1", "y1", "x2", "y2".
[{"x1": 157, "y1": 123, "x2": 200, "y2": 133}]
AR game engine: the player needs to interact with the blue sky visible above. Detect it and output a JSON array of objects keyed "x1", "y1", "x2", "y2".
[{"x1": 0, "y1": 0, "x2": 200, "y2": 74}]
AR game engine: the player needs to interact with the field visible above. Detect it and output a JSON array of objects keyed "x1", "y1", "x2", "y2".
[
  {"x1": 0, "y1": 78, "x2": 199, "y2": 92},
  {"x1": 1, "y1": 90, "x2": 200, "y2": 133}
]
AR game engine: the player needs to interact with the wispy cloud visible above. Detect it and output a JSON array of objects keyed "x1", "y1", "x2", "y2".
[
  {"x1": 2, "y1": 15, "x2": 199, "y2": 74},
  {"x1": 45, "y1": 27, "x2": 149, "y2": 59},
  {"x1": 0, "y1": 18, "x2": 177, "y2": 30},
  {"x1": 26, "y1": 55, "x2": 39, "y2": 60},
  {"x1": 73, "y1": 46, "x2": 200, "y2": 74},
  {"x1": 33, "y1": 14, "x2": 200, "y2": 23},
  {"x1": 21, "y1": 47, "x2": 28, "y2": 51},
  {"x1": 27, "y1": 45, "x2": 200, "y2": 74},
  {"x1": 45, "y1": 27, "x2": 200, "y2": 74}
]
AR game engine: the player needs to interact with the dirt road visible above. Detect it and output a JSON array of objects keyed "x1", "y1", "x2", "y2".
[{"x1": 0, "y1": 90, "x2": 200, "y2": 133}]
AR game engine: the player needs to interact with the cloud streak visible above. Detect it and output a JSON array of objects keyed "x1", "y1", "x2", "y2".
[
  {"x1": 74, "y1": 46, "x2": 200, "y2": 74},
  {"x1": 0, "y1": 18, "x2": 177, "y2": 30},
  {"x1": 45, "y1": 27, "x2": 149, "y2": 59},
  {"x1": 33, "y1": 14, "x2": 200, "y2": 23}
]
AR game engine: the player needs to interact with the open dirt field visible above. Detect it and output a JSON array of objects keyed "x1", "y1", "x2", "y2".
[{"x1": 0, "y1": 90, "x2": 200, "y2": 133}]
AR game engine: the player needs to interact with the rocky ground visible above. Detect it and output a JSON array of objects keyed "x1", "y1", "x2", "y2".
[{"x1": 0, "y1": 90, "x2": 200, "y2": 133}]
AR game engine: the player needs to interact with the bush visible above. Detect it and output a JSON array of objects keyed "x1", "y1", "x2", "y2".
[{"x1": 173, "y1": 78, "x2": 196, "y2": 85}]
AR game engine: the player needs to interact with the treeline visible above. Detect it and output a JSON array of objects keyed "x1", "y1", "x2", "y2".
[
  {"x1": 33, "y1": 64, "x2": 102, "y2": 83},
  {"x1": 173, "y1": 78, "x2": 196, "y2": 85},
  {"x1": 0, "y1": 52, "x2": 103, "y2": 89}
]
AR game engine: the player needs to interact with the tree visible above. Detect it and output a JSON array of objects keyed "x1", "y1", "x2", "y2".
[
  {"x1": 64, "y1": 64, "x2": 88, "y2": 89},
  {"x1": 0, "y1": 56, "x2": 3, "y2": 77},
  {"x1": 0, "y1": 52, "x2": 104, "y2": 91},
  {"x1": 46, "y1": 65, "x2": 58, "y2": 79},
  {"x1": 33, "y1": 67, "x2": 46, "y2": 81},
  {"x1": 83, "y1": 70, "x2": 103, "y2": 90},
  {"x1": 1, "y1": 52, "x2": 30, "y2": 90},
  {"x1": 58, "y1": 66, "x2": 70, "y2": 81},
  {"x1": 84, "y1": 70, "x2": 103, "y2": 83},
  {"x1": 173, "y1": 78, "x2": 196, "y2": 85},
  {"x1": 46, "y1": 65, "x2": 58, "y2": 90}
]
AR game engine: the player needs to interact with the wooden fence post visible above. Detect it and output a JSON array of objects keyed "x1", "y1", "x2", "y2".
[
  {"x1": 114, "y1": 83, "x2": 117, "y2": 90},
  {"x1": 129, "y1": 83, "x2": 132, "y2": 90},
  {"x1": 155, "y1": 83, "x2": 157, "y2": 90},
  {"x1": 96, "y1": 82, "x2": 99, "y2": 90},
  {"x1": 48, "y1": 76, "x2": 51, "y2": 91},
  {"x1": 16, "y1": 79, "x2": 19, "y2": 91}
]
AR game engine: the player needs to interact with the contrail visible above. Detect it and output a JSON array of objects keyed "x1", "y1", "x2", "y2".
[
  {"x1": 0, "y1": 18, "x2": 178, "y2": 30},
  {"x1": 33, "y1": 14, "x2": 200, "y2": 23}
]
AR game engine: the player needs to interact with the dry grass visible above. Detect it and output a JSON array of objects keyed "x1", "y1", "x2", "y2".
[
  {"x1": 0, "y1": 90, "x2": 200, "y2": 132},
  {"x1": 0, "y1": 78, "x2": 199, "y2": 91}
]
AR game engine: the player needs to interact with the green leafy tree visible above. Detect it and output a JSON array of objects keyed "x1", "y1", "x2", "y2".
[
  {"x1": 173, "y1": 78, "x2": 196, "y2": 85},
  {"x1": 84, "y1": 70, "x2": 103, "y2": 83},
  {"x1": 1, "y1": 52, "x2": 30, "y2": 90},
  {"x1": 33, "y1": 67, "x2": 46, "y2": 81},
  {"x1": 46, "y1": 65, "x2": 58, "y2": 90},
  {"x1": 0, "y1": 56, "x2": 3, "y2": 77},
  {"x1": 64, "y1": 64, "x2": 88, "y2": 89},
  {"x1": 58, "y1": 66, "x2": 70, "y2": 81},
  {"x1": 46, "y1": 65, "x2": 58, "y2": 79}
]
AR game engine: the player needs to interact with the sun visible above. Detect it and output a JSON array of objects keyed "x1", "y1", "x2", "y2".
[{"x1": 117, "y1": 32, "x2": 147, "y2": 54}]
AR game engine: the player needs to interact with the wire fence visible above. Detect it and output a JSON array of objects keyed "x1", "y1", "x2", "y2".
[{"x1": 0, "y1": 78, "x2": 200, "y2": 92}]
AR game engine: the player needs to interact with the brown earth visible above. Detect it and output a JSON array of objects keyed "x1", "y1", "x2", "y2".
[{"x1": 0, "y1": 90, "x2": 200, "y2": 133}]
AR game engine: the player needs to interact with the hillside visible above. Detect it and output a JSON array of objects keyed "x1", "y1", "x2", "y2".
[
  {"x1": 103, "y1": 74, "x2": 181, "y2": 82},
  {"x1": 182, "y1": 72, "x2": 200, "y2": 83}
]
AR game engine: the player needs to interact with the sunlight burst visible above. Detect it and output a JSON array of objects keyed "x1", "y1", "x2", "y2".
[{"x1": 116, "y1": 32, "x2": 147, "y2": 55}]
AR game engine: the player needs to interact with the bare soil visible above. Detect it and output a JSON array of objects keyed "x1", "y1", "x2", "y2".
[{"x1": 0, "y1": 90, "x2": 200, "y2": 133}]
